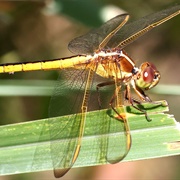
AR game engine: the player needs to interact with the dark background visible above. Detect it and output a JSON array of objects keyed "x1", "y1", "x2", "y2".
[{"x1": 0, "y1": 0, "x2": 179, "y2": 179}]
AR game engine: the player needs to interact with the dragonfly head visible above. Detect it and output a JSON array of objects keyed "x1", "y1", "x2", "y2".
[{"x1": 136, "y1": 62, "x2": 160, "y2": 90}]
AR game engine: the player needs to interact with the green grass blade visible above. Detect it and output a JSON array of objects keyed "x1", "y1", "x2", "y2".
[{"x1": 0, "y1": 100, "x2": 179, "y2": 176}]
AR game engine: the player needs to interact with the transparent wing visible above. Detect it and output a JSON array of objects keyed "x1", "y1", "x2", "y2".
[
  {"x1": 68, "y1": 14, "x2": 129, "y2": 55},
  {"x1": 106, "y1": 4, "x2": 180, "y2": 49},
  {"x1": 48, "y1": 59, "x2": 132, "y2": 176},
  {"x1": 96, "y1": 81, "x2": 131, "y2": 163},
  {"x1": 95, "y1": 61, "x2": 132, "y2": 163},
  {"x1": 69, "y1": 4, "x2": 180, "y2": 55},
  {"x1": 106, "y1": 91, "x2": 131, "y2": 163},
  {"x1": 48, "y1": 68, "x2": 109, "y2": 170},
  {"x1": 48, "y1": 69, "x2": 88, "y2": 177}
]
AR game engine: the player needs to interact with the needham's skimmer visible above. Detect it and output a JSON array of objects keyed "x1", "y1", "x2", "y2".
[{"x1": 0, "y1": 4, "x2": 179, "y2": 178}]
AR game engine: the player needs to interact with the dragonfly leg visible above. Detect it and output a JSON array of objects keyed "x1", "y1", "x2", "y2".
[
  {"x1": 126, "y1": 84, "x2": 152, "y2": 121},
  {"x1": 109, "y1": 85, "x2": 126, "y2": 120}
]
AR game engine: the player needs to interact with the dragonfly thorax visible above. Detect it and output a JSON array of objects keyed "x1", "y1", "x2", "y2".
[{"x1": 90, "y1": 49, "x2": 135, "y2": 80}]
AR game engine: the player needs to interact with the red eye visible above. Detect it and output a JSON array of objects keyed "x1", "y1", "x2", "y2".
[{"x1": 143, "y1": 67, "x2": 154, "y2": 83}]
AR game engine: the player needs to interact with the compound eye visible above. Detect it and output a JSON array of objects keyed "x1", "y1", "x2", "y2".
[{"x1": 143, "y1": 66, "x2": 154, "y2": 83}]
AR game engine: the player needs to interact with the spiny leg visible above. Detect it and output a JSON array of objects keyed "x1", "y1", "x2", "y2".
[{"x1": 125, "y1": 84, "x2": 152, "y2": 121}]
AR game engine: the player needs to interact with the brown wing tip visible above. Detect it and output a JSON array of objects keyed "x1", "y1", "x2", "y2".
[{"x1": 54, "y1": 168, "x2": 71, "y2": 178}]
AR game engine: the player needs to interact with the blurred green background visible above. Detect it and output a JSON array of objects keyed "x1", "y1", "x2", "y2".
[{"x1": 0, "y1": 0, "x2": 180, "y2": 179}]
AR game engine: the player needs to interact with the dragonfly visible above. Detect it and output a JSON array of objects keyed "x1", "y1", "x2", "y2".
[{"x1": 0, "y1": 4, "x2": 180, "y2": 178}]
